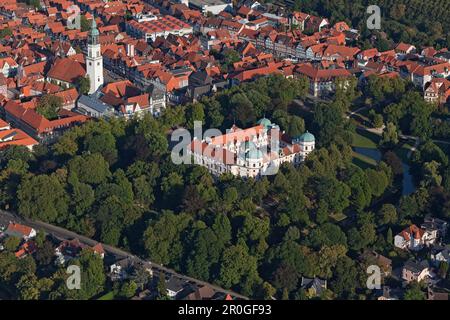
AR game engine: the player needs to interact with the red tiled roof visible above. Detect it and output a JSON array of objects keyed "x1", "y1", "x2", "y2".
[
  {"x1": 295, "y1": 63, "x2": 352, "y2": 81},
  {"x1": 47, "y1": 57, "x2": 85, "y2": 84},
  {"x1": 54, "y1": 88, "x2": 79, "y2": 105},
  {"x1": 6, "y1": 222, "x2": 33, "y2": 237},
  {"x1": 398, "y1": 225, "x2": 425, "y2": 241},
  {"x1": 0, "y1": 128, "x2": 38, "y2": 150}
]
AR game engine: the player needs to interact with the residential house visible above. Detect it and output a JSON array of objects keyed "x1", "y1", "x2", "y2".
[
  {"x1": 431, "y1": 245, "x2": 450, "y2": 266},
  {"x1": 421, "y1": 217, "x2": 448, "y2": 243},
  {"x1": 187, "y1": 70, "x2": 227, "y2": 102},
  {"x1": 0, "y1": 57, "x2": 18, "y2": 77},
  {"x1": 4, "y1": 223, "x2": 36, "y2": 240},
  {"x1": 54, "y1": 88, "x2": 79, "y2": 110},
  {"x1": 289, "y1": 11, "x2": 310, "y2": 31},
  {"x1": 361, "y1": 250, "x2": 392, "y2": 277},
  {"x1": 166, "y1": 277, "x2": 186, "y2": 298},
  {"x1": 395, "y1": 43, "x2": 416, "y2": 55},
  {"x1": 0, "y1": 128, "x2": 39, "y2": 151},
  {"x1": 423, "y1": 78, "x2": 450, "y2": 105},
  {"x1": 15, "y1": 241, "x2": 37, "y2": 259},
  {"x1": 55, "y1": 238, "x2": 105, "y2": 265},
  {"x1": 147, "y1": 84, "x2": 167, "y2": 117},
  {"x1": 182, "y1": 285, "x2": 216, "y2": 300},
  {"x1": 305, "y1": 16, "x2": 329, "y2": 32},
  {"x1": 435, "y1": 51, "x2": 450, "y2": 63},
  {"x1": 109, "y1": 257, "x2": 153, "y2": 281},
  {"x1": 402, "y1": 260, "x2": 432, "y2": 283},
  {"x1": 400, "y1": 60, "x2": 450, "y2": 88},
  {"x1": 300, "y1": 277, "x2": 327, "y2": 298},
  {"x1": 0, "y1": 119, "x2": 10, "y2": 131},
  {"x1": 394, "y1": 224, "x2": 436, "y2": 251}
]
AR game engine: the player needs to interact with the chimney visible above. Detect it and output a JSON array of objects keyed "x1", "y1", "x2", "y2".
[{"x1": 127, "y1": 43, "x2": 135, "y2": 57}]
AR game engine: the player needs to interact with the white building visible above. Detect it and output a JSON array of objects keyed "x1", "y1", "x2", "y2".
[
  {"x1": 188, "y1": 0, "x2": 233, "y2": 15},
  {"x1": 394, "y1": 224, "x2": 437, "y2": 251},
  {"x1": 126, "y1": 17, "x2": 193, "y2": 42},
  {"x1": 86, "y1": 19, "x2": 104, "y2": 94},
  {"x1": 187, "y1": 118, "x2": 315, "y2": 179}
]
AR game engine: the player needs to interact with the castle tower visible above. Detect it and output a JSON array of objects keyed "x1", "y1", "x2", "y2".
[
  {"x1": 86, "y1": 18, "x2": 104, "y2": 94},
  {"x1": 293, "y1": 131, "x2": 316, "y2": 156}
]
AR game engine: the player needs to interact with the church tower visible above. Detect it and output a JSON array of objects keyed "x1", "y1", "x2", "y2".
[{"x1": 86, "y1": 18, "x2": 103, "y2": 94}]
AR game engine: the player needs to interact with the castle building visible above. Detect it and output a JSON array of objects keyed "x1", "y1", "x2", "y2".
[
  {"x1": 187, "y1": 118, "x2": 315, "y2": 179},
  {"x1": 86, "y1": 18, "x2": 104, "y2": 94}
]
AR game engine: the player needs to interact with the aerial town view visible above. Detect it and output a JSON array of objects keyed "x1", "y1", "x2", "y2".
[{"x1": 0, "y1": 0, "x2": 449, "y2": 309}]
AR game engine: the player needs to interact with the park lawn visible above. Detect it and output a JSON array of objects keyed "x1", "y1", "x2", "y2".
[
  {"x1": 97, "y1": 291, "x2": 116, "y2": 300},
  {"x1": 352, "y1": 151, "x2": 377, "y2": 169},
  {"x1": 396, "y1": 140, "x2": 415, "y2": 163},
  {"x1": 351, "y1": 130, "x2": 380, "y2": 169},
  {"x1": 351, "y1": 130, "x2": 379, "y2": 149}
]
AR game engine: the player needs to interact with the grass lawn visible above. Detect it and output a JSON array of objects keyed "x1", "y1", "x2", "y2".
[
  {"x1": 330, "y1": 212, "x2": 347, "y2": 222},
  {"x1": 352, "y1": 151, "x2": 377, "y2": 169},
  {"x1": 351, "y1": 129, "x2": 379, "y2": 149},
  {"x1": 97, "y1": 291, "x2": 116, "y2": 300},
  {"x1": 351, "y1": 129, "x2": 380, "y2": 169},
  {"x1": 396, "y1": 140, "x2": 415, "y2": 163}
]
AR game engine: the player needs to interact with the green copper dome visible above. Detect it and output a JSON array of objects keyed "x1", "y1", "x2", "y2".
[
  {"x1": 245, "y1": 148, "x2": 263, "y2": 160},
  {"x1": 90, "y1": 18, "x2": 99, "y2": 37},
  {"x1": 295, "y1": 131, "x2": 315, "y2": 143},
  {"x1": 238, "y1": 141, "x2": 263, "y2": 160},
  {"x1": 242, "y1": 140, "x2": 256, "y2": 151},
  {"x1": 257, "y1": 118, "x2": 272, "y2": 129}
]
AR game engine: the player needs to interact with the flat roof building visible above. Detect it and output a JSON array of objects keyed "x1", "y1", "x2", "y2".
[{"x1": 188, "y1": 0, "x2": 233, "y2": 15}]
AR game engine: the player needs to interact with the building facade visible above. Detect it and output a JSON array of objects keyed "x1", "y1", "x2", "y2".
[
  {"x1": 187, "y1": 118, "x2": 315, "y2": 179},
  {"x1": 86, "y1": 19, "x2": 104, "y2": 94}
]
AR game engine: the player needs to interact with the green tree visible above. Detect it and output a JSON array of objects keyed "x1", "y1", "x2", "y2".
[
  {"x1": 84, "y1": 131, "x2": 118, "y2": 165},
  {"x1": 36, "y1": 95, "x2": 63, "y2": 120},
  {"x1": 67, "y1": 153, "x2": 111, "y2": 185},
  {"x1": 69, "y1": 249, "x2": 106, "y2": 299},
  {"x1": 287, "y1": 116, "x2": 305, "y2": 138},
  {"x1": 421, "y1": 161, "x2": 442, "y2": 187},
  {"x1": 380, "y1": 122, "x2": 399, "y2": 148},
  {"x1": 218, "y1": 245, "x2": 259, "y2": 289},
  {"x1": 379, "y1": 204, "x2": 398, "y2": 225},
  {"x1": 366, "y1": 169, "x2": 389, "y2": 197},
  {"x1": 404, "y1": 282, "x2": 426, "y2": 300},
  {"x1": 16, "y1": 273, "x2": 40, "y2": 300},
  {"x1": 3, "y1": 236, "x2": 21, "y2": 252},
  {"x1": 76, "y1": 76, "x2": 90, "y2": 95},
  {"x1": 438, "y1": 262, "x2": 449, "y2": 279},
  {"x1": 330, "y1": 256, "x2": 359, "y2": 299},
  {"x1": 18, "y1": 174, "x2": 69, "y2": 223},
  {"x1": 143, "y1": 211, "x2": 191, "y2": 267},
  {"x1": 186, "y1": 102, "x2": 205, "y2": 129},
  {"x1": 119, "y1": 280, "x2": 138, "y2": 299},
  {"x1": 35, "y1": 240, "x2": 55, "y2": 265},
  {"x1": 80, "y1": 15, "x2": 90, "y2": 32}
]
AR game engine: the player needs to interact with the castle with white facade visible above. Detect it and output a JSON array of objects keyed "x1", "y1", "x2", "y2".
[{"x1": 187, "y1": 118, "x2": 315, "y2": 178}]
